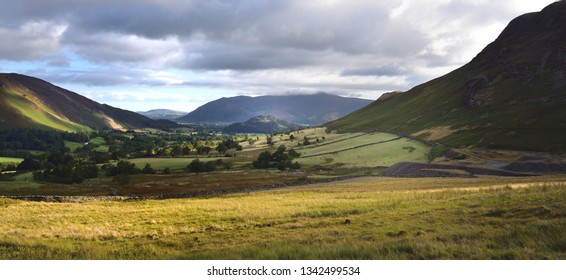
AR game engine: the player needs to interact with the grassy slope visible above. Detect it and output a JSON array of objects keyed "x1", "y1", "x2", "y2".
[
  {"x1": 1, "y1": 176, "x2": 565, "y2": 259},
  {"x1": 1, "y1": 87, "x2": 89, "y2": 132},
  {"x1": 0, "y1": 74, "x2": 174, "y2": 131}
]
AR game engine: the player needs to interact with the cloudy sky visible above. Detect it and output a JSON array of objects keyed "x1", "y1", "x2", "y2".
[{"x1": 0, "y1": 0, "x2": 556, "y2": 112}]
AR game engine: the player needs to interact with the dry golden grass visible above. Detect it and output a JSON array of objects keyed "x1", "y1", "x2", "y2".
[{"x1": 1, "y1": 175, "x2": 565, "y2": 259}]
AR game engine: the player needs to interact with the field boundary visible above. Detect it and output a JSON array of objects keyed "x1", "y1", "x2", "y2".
[
  {"x1": 294, "y1": 132, "x2": 369, "y2": 151},
  {"x1": 301, "y1": 137, "x2": 402, "y2": 158}
]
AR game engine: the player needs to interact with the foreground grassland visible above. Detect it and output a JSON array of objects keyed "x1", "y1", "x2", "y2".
[{"x1": 1, "y1": 176, "x2": 565, "y2": 259}]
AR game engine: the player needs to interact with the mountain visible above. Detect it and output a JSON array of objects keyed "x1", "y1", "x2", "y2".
[
  {"x1": 176, "y1": 93, "x2": 372, "y2": 126},
  {"x1": 223, "y1": 115, "x2": 306, "y2": 134},
  {"x1": 327, "y1": 1, "x2": 566, "y2": 153},
  {"x1": 138, "y1": 109, "x2": 188, "y2": 120},
  {"x1": 0, "y1": 73, "x2": 177, "y2": 131}
]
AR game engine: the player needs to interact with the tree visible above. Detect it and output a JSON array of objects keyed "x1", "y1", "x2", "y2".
[
  {"x1": 142, "y1": 163, "x2": 155, "y2": 174},
  {"x1": 197, "y1": 146, "x2": 212, "y2": 155},
  {"x1": 252, "y1": 146, "x2": 300, "y2": 171},
  {"x1": 252, "y1": 151, "x2": 272, "y2": 169},
  {"x1": 216, "y1": 143, "x2": 228, "y2": 155}
]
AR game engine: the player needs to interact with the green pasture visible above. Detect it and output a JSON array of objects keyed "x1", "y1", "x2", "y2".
[
  {"x1": 64, "y1": 141, "x2": 84, "y2": 152},
  {"x1": 297, "y1": 137, "x2": 430, "y2": 168},
  {"x1": 0, "y1": 172, "x2": 41, "y2": 190},
  {"x1": 0, "y1": 157, "x2": 23, "y2": 164},
  {"x1": 296, "y1": 132, "x2": 400, "y2": 156}
]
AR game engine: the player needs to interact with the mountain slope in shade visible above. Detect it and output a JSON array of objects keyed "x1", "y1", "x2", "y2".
[
  {"x1": 0, "y1": 73, "x2": 177, "y2": 131},
  {"x1": 327, "y1": 1, "x2": 566, "y2": 153},
  {"x1": 223, "y1": 115, "x2": 306, "y2": 134},
  {"x1": 177, "y1": 93, "x2": 373, "y2": 126},
  {"x1": 138, "y1": 109, "x2": 188, "y2": 120}
]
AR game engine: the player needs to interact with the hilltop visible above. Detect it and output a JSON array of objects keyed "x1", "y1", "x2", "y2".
[
  {"x1": 0, "y1": 73, "x2": 177, "y2": 131},
  {"x1": 223, "y1": 115, "x2": 306, "y2": 134},
  {"x1": 176, "y1": 93, "x2": 372, "y2": 126},
  {"x1": 327, "y1": 1, "x2": 566, "y2": 153}
]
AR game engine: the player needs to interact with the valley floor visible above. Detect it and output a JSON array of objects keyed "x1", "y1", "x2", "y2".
[{"x1": 1, "y1": 175, "x2": 565, "y2": 260}]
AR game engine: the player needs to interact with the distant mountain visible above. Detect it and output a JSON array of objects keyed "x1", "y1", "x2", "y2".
[
  {"x1": 223, "y1": 115, "x2": 306, "y2": 134},
  {"x1": 0, "y1": 73, "x2": 177, "y2": 131},
  {"x1": 327, "y1": 1, "x2": 566, "y2": 153},
  {"x1": 138, "y1": 109, "x2": 188, "y2": 120},
  {"x1": 176, "y1": 93, "x2": 372, "y2": 126}
]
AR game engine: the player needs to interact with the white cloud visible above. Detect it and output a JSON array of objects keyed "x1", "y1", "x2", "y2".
[{"x1": 0, "y1": 21, "x2": 67, "y2": 60}]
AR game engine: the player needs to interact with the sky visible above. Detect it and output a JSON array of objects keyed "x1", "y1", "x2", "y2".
[{"x1": 0, "y1": 0, "x2": 557, "y2": 112}]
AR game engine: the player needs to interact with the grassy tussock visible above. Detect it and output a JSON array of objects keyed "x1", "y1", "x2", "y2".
[{"x1": 1, "y1": 176, "x2": 565, "y2": 259}]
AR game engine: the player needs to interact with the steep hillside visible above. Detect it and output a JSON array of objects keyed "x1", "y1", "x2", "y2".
[
  {"x1": 138, "y1": 109, "x2": 187, "y2": 120},
  {"x1": 223, "y1": 115, "x2": 306, "y2": 134},
  {"x1": 327, "y1": 1, "x2": 566, "y2": 153},
  {"x1": 0, "y1": 73, "x2": 176, "y2": 131},
  {"x1": 177, "y1": 93, "x2": 372, "y2": 126}
]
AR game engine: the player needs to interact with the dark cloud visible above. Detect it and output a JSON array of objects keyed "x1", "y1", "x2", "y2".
[{"x1": 0, "y1": 0, "x2": 556, "y2": 105}]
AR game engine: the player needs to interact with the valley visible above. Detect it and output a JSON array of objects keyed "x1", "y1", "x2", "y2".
[{"x1": 0, "y1": 1, "x2": 565, "y2": 261}]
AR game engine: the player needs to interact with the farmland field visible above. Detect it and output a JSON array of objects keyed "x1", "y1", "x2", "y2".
[
  {"x1": 297, "y1": 135, "x2": 430, "y2": 168},
  {"x1": 1, "y1": 175, "x2": 565, "y2": 259},
  {"x1": 0, "y1": 157, "x2": 23, "y2": 164}
]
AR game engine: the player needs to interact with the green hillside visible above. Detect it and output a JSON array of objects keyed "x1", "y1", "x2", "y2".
[
  {"x1": 0, "y1": 73, "x2": 177, "y2": 132},
  {"x1": 327, "y1": 1, "x2": 566, "y2": 153}
]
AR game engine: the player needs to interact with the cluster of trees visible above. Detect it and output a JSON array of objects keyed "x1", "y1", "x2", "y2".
[
  {"x1": 252, "y1": 145, "x2": 301, "y2": 171},
  {"x1": 0, "y1": 128, "x2": 70, "y2": 154},
  {"x1": 23, "y1": 152, "x2": 98, "y2": 184},
  {"x1": 17, "y1": 149, "x2": 160, "y2": 184},
  {"x1": 102, "y1": 160, "x2": 156, "y2": 176},
  {"x1": 215, "y1": 138, "x2": 243, "y2": 154},
  {"x1": 33, "y1": 161, "x2": 98, "y2": 184},
  {"x1": 185, "y1": 159, "x2": 233, "y2": 175}
]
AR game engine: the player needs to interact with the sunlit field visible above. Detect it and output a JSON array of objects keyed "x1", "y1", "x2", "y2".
[{"x1": 1, "y1": 175, "x2": 565, "y2": 260}]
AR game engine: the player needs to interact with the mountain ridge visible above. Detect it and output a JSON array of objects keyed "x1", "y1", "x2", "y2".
[{"x1": 177, "y1": 93, "x2": 372, "y2": 126}]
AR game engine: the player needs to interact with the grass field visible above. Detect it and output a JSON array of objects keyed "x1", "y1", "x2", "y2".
[
  {"x1": 64, "y1": 141, "x2": 84, "y2": 152},
  {"x1": 0, "y1": 157, "x2": 23, "y2": 164},
  {"x1": 1, "y1": 175, "x2": 565, "y2": 259},
  {"x1": 297, "y1": 136, "x2": 430, "y2": 168},
  {"x1": 237, "y1": 128, "x2": 432, "y2": 170},
  {"x1": 0, "y1": 172, "x2": 40, "y2": 190}
]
